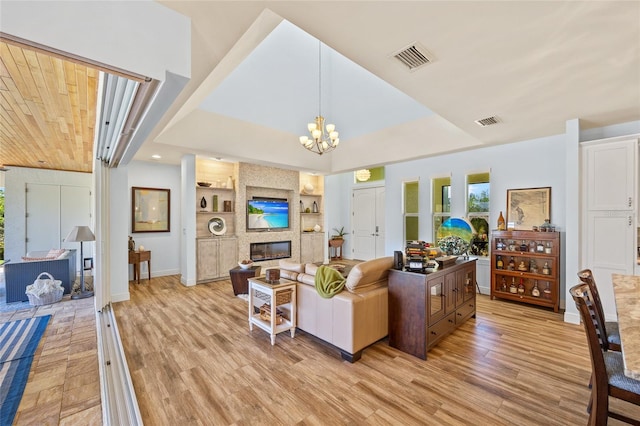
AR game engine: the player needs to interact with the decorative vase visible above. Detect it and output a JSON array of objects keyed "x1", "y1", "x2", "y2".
[
  {"x1": 212, "y1": 195, "x2": 218, "y2": 212},
  {"x1": 312, "y1": 201, "x2": 318, "y2": 213},
  {"x1": 226, "y1": 176, "x2": 233, "y2": 190},
  {"x1": 497, "y1": 211, "x2": 506, "y2": 230},
  {"x1": 200, "y1": 196, "x2": 207, "y2": 209}
]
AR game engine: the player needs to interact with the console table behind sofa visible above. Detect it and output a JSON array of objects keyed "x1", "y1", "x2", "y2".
[{"x1": 4, "y1": 249, "x2": 77, "y2": 303}]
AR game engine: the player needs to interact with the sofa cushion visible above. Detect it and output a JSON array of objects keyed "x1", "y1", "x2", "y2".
[
  {"x1": 305, "y1": 263, "x2": 319, "y2": 275},
  {"x1": 345, "y1": 256, "x2": 394, "y2": 294},
  {"x1": 21, "y1": 256, "x2": 55, "y2": 261},
  {"x1": 48, "y1": 248, "x2": 66, "y2": 258},
  {"x1": 279, "y1": 259, "x2": 305, "y2": 273}
]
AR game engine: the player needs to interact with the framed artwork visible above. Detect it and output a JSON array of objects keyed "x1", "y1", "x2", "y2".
[
  {"x1": 506, "y1": 187, "x2": 551, "y2": 230},
  {"x1": 132, "y1": 187, "x2": 171, "y2": 233}
]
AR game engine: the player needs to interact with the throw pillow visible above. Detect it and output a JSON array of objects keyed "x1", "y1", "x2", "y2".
[
  {"x1": 47, "y1": 249, "x2": 66, "y2": 258},
  {"x1": 21, "y1": 256, "x2": 54, "y2": 261}
]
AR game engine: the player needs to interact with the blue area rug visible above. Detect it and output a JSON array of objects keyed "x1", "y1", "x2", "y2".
[{"x1": 0, "y1": 315, "x2": 51, "y2": 425}]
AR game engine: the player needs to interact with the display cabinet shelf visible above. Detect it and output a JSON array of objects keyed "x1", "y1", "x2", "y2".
[{"x1": 490, "y1": 230, "x2": 560, "y2": 312}]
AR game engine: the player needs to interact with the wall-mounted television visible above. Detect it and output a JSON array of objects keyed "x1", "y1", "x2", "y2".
[{"x1": 247, "y1": 197, "x2": 289, "y2": 231}]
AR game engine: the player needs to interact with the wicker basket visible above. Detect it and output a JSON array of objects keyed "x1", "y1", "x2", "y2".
[
  {"x1": 26, "y1": 272, "x2": 64, "y2": 306},
  {"x1": 259, "y1": 304, "x2": 284, "y2": 324},
  {"x1": 275, "y1": 289, "x2": 293, "y2": 306},
  {"x1": 27, "y1": 289, "x2": 64, "y2": 306}
]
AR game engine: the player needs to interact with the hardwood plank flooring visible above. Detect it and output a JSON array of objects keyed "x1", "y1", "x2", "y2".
[{"x1": 114, "y1": 275, "x2": 640, "y2": 425}]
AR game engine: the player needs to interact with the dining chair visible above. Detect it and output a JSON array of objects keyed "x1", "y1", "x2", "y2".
[
  {"x1": 570, "y1": 283, "x2": 640, "y2": 425},
  {"x1": 577, "y1": 268, "x2": 622, "y2": 352}
]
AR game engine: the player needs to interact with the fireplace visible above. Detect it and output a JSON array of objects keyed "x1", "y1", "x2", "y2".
[{"x1": 250, "y1": 241, "x2": 291, "y2": 261}]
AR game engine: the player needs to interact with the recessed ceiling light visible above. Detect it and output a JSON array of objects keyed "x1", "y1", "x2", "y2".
[
  {"x1": 151, "y1": 154, "x2": 162, "y2": 159},
  {"x1": 38, "y1": 160, "x2": 46, "y2": 164},
  {"x1": 209, "y1": 157, "x2": 223, "y2": 161}
]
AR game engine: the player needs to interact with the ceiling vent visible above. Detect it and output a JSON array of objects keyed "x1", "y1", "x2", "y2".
[
  {"x1": 392, "y1": 43, "x2": 432, "y2": 71},
  {"x1": 474, "y1": 116, "x2": 500, "y2": 127}
]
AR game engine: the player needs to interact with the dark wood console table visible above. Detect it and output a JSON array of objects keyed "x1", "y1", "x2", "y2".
[
  {"x1": 128, "y1": 250, "x2": 151, "y2": 284},
  {"x1": 229, "y1": 265, "x2": 261, "y2": 295},
  {"x1": 388, "y1": 258, "x2": 476, "y2": 360}
]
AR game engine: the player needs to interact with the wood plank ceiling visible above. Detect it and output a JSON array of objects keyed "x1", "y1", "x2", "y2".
[{"x1": 0, "y1": 39, "x2": 98, "y2": 173}]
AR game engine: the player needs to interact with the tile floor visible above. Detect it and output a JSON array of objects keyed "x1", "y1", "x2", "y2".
[{"x1": 0, "y1": 265, "x2": 103, "y2": 424}]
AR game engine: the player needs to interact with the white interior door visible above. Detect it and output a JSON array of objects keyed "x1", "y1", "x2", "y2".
[{"x1": 352, "y1": 187, "x2": 385, "y2": 260}]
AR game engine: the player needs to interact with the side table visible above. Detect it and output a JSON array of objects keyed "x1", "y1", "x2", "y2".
[
  {"x1": 229, "y1": 265, "x2": 261, "y2": 295},
  {"x1": 248, "y1": 277, "x2": 296, "y2": 345},
  {"x1": 128, "y1": 250, "x2": 151, "y2": 284}
]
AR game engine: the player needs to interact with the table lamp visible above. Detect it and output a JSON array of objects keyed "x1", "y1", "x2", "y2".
[{"x1": 64, "y1": 225, "x2": 95, "y2": 299}]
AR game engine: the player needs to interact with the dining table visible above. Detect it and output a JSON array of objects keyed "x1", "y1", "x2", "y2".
[{"x1": 612, "y1": 273, "x2": 640, "y2": 380}]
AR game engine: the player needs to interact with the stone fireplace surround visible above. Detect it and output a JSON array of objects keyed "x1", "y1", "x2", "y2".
[{"x1": 236, "y1": 163, "x2": 301, "y2": 269}]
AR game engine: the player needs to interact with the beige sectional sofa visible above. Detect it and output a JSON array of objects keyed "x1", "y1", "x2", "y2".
[{"x1": 278, "y1": 256, "x2": 394, "y2": 362}]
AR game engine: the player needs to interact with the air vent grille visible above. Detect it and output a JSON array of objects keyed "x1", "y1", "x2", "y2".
[
  {"x1": 475, "y1": 116, "x2": 500, "y2": 127},
  {"x1": 393, "y1": 44, "x2": 432, "y2": 71}
]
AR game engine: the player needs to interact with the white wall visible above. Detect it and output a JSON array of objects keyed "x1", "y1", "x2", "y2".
[
  {"x1": 126, "y1": 161, "x2": 182, "y2": 281},
  {"x1": 5, "y1": 167, "x2": 92, "y2": 262},
  {"x1": 1, "y1": 1, "x2": 190, "y2": 81}
]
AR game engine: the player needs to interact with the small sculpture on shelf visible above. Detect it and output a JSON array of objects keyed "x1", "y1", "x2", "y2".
[{"x1": 128, "y1": 236, "x2": 135, "y2": 251}]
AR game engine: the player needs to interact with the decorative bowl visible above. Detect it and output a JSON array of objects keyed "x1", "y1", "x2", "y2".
[
  {"x1": 197, "y1": 182, "x2": 211, "y2": 187},
  {"x1": 238, "y1": 260, "x2": 253, "y2": 269}
]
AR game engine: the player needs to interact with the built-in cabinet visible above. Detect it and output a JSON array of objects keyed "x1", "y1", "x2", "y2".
[
  {"x1": 197, "y1": 237, "x2": 238, "y2": 282},
  {"x1": 490, "y1": 230, "x2": 560, "y2": 312},
  {"x1": 388, "y1": 259, "x2": 476, "y2": 360},
  {"x1": 300, "y1": 232, "x2": 324, "y2": 264},
  {"x1": 581, "y1": 137, "x2": 638, "y2": 312},
  {"x1": 195, "y1": 159, "x2": 238, "y2": 281}
]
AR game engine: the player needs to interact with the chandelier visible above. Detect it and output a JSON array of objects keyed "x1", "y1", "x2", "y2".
[{"x1": 299, "y1": 41, "x2": 339, "y2": 155}]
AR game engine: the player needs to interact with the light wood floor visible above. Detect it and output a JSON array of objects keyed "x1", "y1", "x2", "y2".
[
  {"x1": 1, "y1": 295, "x2": 102, "y2": 425},
  {"x1": 113, "y1": 275, "x2": 640, "y2": 425}
]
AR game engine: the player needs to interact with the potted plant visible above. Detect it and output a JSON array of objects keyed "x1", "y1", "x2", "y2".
[{"x1": 331, "y1": 226, "x2": 346, "y2": 240}]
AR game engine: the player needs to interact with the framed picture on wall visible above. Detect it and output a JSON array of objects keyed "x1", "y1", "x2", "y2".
[
  {"x1": 132, "y1": 187, "x2": 171, "y2": 233},
  {"x1": 506, "y1": 187, "x2": 551, "y2": 230}
]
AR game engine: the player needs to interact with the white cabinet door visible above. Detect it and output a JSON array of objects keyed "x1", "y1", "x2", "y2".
[
  {"x1": 197, "y1": 239, "x2": 219, "y2": 281},
  {"x1": 586, "y1": 139, "x2": 636, "y2": 211},
  {"x1": 300, "y1": 233, "x2": 324, "y2": 264},
  {"x1": 26, "y1": 184, "x2": 61, "y2": 252},
  {"x1": 26, "y1": 184, "x2": 91, "y2": 269},
  {"x1": 219, "y1": 237, "x2": 238, "y2": 278},
  {"x1": 586, "y1": 210, "x2": 635, "y2": 319}
]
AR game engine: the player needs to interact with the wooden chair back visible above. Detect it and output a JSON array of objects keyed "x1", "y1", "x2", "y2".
[
  {"x1": 570, "y1": 283, "x2": 640, "y2": 425},
  {"x1": 577, "y1": 269, "x2": 611, "y2": 351},
  {"x1": 570, "y1": 283, "x2": 610, "y2": 425}
]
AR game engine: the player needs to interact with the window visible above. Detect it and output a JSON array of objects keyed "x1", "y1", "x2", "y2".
[
  {"x1": 404, "y1": 181, "x2": 419, "y2": 241},
  {"x1": 467, "y1": 172, "x2": 490, "y2": 256},
  {"x1": 432, "y1": 176, "x2": 451, "y2": 242},
  {"x1": 354, "y1": 166, "x2": 385, "y2": 184}
]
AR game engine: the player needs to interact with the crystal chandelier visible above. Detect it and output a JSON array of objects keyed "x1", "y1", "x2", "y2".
[{"x1": 299, "y1": 41, "x2": 339, "y2": 155}]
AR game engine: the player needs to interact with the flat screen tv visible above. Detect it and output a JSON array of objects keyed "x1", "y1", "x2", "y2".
[{"x1": 247, "y1": 198, "x2": 289, "y2": 231}]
